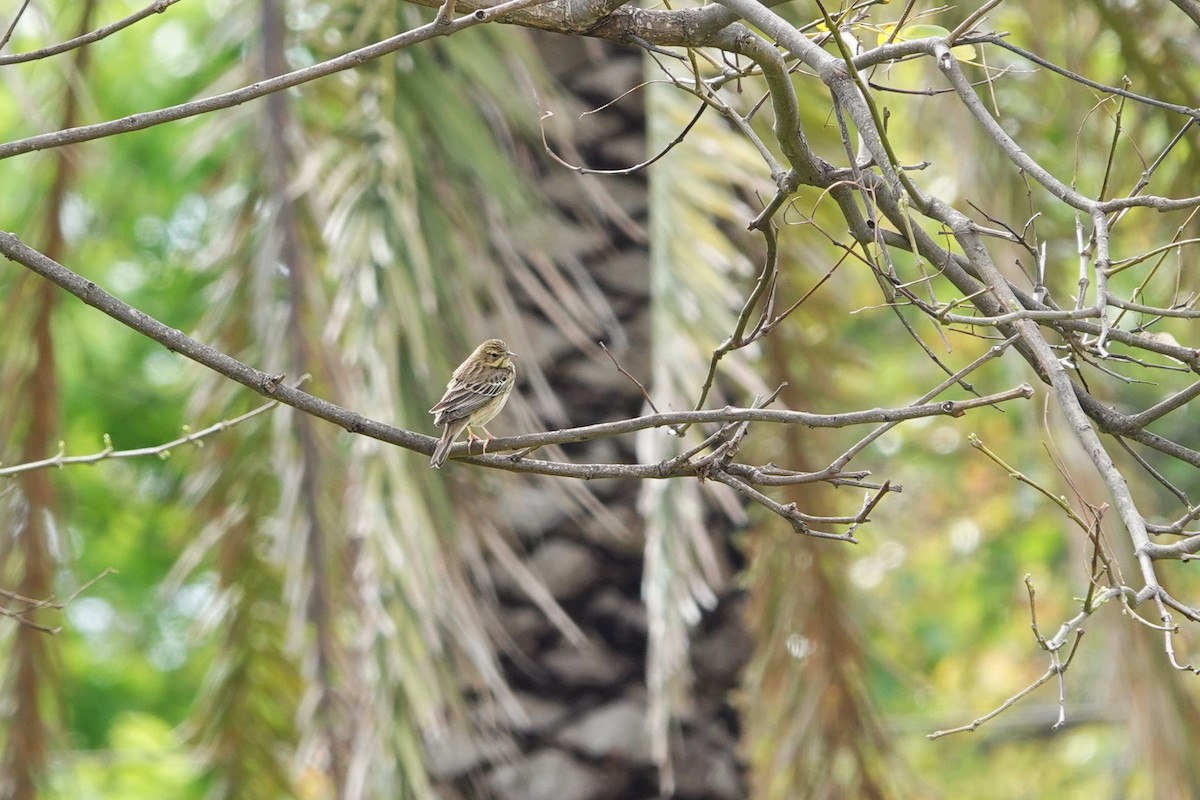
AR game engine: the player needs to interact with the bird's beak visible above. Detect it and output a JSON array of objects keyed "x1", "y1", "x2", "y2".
[{"x1": 507, "y1": 350, "x2": 518, "y2": 358}]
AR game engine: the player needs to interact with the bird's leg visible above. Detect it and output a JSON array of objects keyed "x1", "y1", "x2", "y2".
[
  {"x1": 478, "y1": 425, "x2": 496, "y2": 455},
  {"x1": 463, "y1": 426, "x2": 499, "y2": 455}
]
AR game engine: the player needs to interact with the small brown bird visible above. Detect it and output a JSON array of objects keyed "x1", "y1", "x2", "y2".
[{"x1": 429, "y1": 338, "x2": 517, "y2": 468}]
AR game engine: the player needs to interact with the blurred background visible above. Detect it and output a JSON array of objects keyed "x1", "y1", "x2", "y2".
[{"x1": 1, "y1": 1, "x2": 1199, "y2": 798}]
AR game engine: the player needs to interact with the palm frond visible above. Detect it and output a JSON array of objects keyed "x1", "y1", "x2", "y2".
[{"x1": 641, "y1": 67, "x2": 771, "y2": 784}]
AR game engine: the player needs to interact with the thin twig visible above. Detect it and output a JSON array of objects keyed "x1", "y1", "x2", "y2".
[
  {"x1": 978, "y1": 34, "x2": 1200, "y2": 120},
  {"x1": 707, "y1": 470, "x2": 857, "y2": 542},
  {"x1": 0, "y1": 394, "x2": 286, "y2": 477},
  {"x1": 679, "y1": 223, "x2": 782, "y2": 434},
  {"x1": 0, "y1": 0, "x2": 557, "y2": 161},
  {"x1": 538, "y1": 101, "x2": 706, "y2": 177},
  {"x1": 0, "y1": 568, "x2": 118, "y2": 634},
  {"x1": 947, "y1": 0, "x2": 1007, "y2": 43},
  {"x1": 599, "y1": 341, "x2": 659, "y2": 414},
  {"x1": 0, "y1": 0, "x2": 182, "y2": 65},
  {"x1": 927, "y1": 664, "x2": 1061, "y2": 739},
  {"x1": 0, "y1": 0, "x2": 32, "y2": 53},
  {"x1": 929, "y1": 583, "x2": 1140, "y2": 739}
]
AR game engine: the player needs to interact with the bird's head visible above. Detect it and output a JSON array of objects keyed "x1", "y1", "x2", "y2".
[{"x1": 476, "y1": 338, "x2": 517, "y2": 368}]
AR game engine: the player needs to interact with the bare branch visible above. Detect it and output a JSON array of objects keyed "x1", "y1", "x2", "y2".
[
  {"x1": 0, "y1": 0, "x2": 555, "y2": 162},
  {"x1": 0, "y1": 0, "x2": 183, "y2": 66},
  {"x1": 928, "y1": 582, "x2": 1147, "y2": 739},
  {"x1": 707, "y1": 470, "x2": 857, "y2": 541},
  {"x1": 539, "y1": 101, "x2": 707, "y2": 177},
  {"x1": 977, "y1": 33, "x2": 1200, "y2": 120},
  {"x1": 599, "y1": 341, "x2": 660, "y2": 414},
  {"x1": 0, "y1": 395, "x2": 284, "y2": 477},
  {"x1": 927, "y1": 662, "x2": 1066, "y2": 739},
  {"x1": 0, "y1": 228, "x2": 1031, "y2": 446},
  {"x1": 947, "y1": 0, "x2": 1007, "y2": 43},
  {"x1": 1125, "y1": 381, "x2": 1200, "y2": 428},
  {"x1": 1103, "y1": 293, "x2": 1200, "y2": 318},
  {"x1": 1, "y1": 233, "x2": 1037, "y2": 535},
  {"x1": 0, "y1": 568, "x2": 117, "y2": 634},
  {"x1": 0, "y1": 0, "x2": 31, "y2": 53}
]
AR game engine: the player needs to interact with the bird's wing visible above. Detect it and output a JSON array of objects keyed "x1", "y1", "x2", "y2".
[{"x1": 429, "y1": 372, "x2": 512, "y2": 422}]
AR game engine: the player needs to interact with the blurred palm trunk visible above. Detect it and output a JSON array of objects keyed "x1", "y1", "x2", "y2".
[{"x1": 429, "y1": 36, "x2": 749, "y2": 799}]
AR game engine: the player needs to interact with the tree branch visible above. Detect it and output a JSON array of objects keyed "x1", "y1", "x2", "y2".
[
  {"x1": 0, "y1": 568, "x2": 117, "y2": 635},
  {"x1": 0, "y1": 0, "x2": 183, "y2": 66},
  {"x1": 0, "y1": 233, "x2": 1035, "y2": 535},
  {"x1": 0, "y1": 396, "x2": 283, "y2": 477},
  {"x1": 0, "y1": 0, "x2": 555, "y2": 161}
]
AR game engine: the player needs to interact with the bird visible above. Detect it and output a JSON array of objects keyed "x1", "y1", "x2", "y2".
[{"x1": 429, "y1": 338, "x2": 517, "y2": 468}]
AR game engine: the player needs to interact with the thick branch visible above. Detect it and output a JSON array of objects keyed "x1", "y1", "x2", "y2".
[{"x1": 932, "y1": 203, "x2": 1163, "y2": 593}]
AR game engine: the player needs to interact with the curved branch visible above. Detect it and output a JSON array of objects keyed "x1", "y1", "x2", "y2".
[
  {"x1": 0, "y1": 233, "x2": 1037, "y2": 536},
  {"x1": 0, "y1": 231, "x2": 1031, "y2": 451}
]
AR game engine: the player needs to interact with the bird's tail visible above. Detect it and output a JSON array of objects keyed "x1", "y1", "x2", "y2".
[{"x1": 430, "y1": 425, "x2": 457, "y2": 468}]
